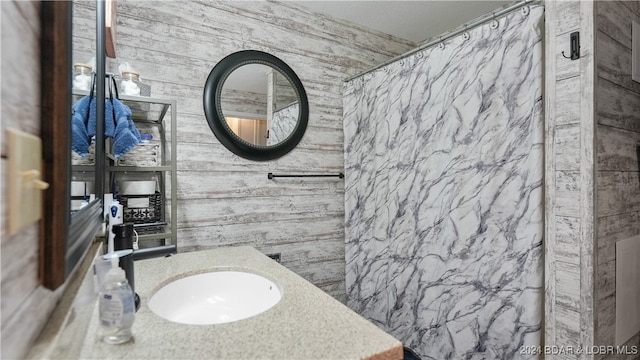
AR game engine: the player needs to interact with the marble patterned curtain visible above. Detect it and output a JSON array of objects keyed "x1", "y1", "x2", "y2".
[
  {"x1": 268, "y1": 102, "x2": 299, "y2": 145},
  {"x1": 343, "y1": 6, "x2": 544, "y2": 360}
]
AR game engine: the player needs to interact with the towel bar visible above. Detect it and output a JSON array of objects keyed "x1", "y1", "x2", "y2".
[{"x1": 267, "y1": 172, "x2": 344, "y2": 179}]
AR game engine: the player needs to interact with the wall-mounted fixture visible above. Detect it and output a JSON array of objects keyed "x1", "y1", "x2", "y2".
[
  {"x1": 267, "y1": 172, "x2": 344, "y2": 179},
  {"x1": 203, "y1": 50, "x2": 309, "y2": 161},
  {"x1": 7, "y1": 129, "x2": 50, "y2": 235},
  {"x1": 633, "y1": 21, "x2": 640, "y2": 83},
  {"x1": 561, "y1": 31, "x2": 581, "y2": 60},
  {"x1": 636, "y1": 145, "x2": 640, "y2": 185}
]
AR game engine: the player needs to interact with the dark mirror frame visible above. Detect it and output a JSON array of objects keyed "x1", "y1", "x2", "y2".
[
  {"x1": 41, "y1": 1, "x2": 103, "y2": 289},
  {"x1": 203, "y1": 50, "x2": 309, "y2": 161}
]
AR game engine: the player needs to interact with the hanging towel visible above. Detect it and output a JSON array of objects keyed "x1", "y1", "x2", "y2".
[
  {"x1": 86, "y1": 96, "x2": 116, "y2": 138},
  {"x1": 72, "y1": 95, "x2": 141, "y2": 158},
  {"x1": 71, "y1": 96, "x2": 92, "y2": 156},
  {"x1": 111, "y1": 98, "x2": 141, "y2": 158}
]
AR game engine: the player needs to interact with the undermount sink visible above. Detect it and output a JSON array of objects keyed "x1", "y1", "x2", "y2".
[{"x1": 148, "y1": 271, "x2": 282, "y2": 325}]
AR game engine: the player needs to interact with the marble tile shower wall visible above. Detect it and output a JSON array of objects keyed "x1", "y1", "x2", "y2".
[
  {"x1": 344, "y1": 7, "x2": 544, "y2": 360},
  {"x1": 71, "y1": 0, "x2": 414, "y2": 301}
]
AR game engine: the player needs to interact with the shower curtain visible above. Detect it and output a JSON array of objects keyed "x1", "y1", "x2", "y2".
[{"x1": 343, "y1": 6, "x2": 544, "y2": 360}]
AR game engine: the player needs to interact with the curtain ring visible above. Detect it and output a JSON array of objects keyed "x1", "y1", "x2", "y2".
[
  {"x1": 521, "y1": 6, "x2": 530, "y2": 16},
  {"x1": 463, "y1": 31, "x2": 470, "y2": 41},
  {"x1": 490, "y1": 12, "x2": 499, "y2": 29},
  {"x1": 416, "y1": 51, "x2": 423, "y2": 59}
]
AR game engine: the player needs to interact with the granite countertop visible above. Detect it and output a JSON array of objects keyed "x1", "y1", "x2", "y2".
[{"x1": 79, "y1": 246, "x2": 403, "y2": 359}]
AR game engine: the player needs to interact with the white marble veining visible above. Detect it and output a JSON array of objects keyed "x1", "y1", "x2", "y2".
[
  {"x1": 269, "y1": 102, "x2": 299, "y2": 145},
  {"x1": 344, "y1": 7, "x2": 544, "y2": 359}
]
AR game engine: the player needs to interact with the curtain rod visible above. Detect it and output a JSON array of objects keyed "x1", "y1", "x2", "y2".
[{"x1": 345, "y1": 0, "x2": 541, "y2": 82}]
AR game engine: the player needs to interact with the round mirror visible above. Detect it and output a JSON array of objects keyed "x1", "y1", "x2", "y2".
[{"x1": 203, "y1": 50, "x2": 308, "y2": 161}]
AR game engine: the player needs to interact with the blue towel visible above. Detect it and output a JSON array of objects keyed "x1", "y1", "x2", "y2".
[
  {"x1": 111, "y1": 98, "x2": 141, "y2": 158},
  {"x1": 71, "y1": 96, "x2": 92, "y2": 156},
  {"x1": 71, "y1": 95, "x2": 141, "y2": 158},
  {"x1": 87, "y1": 96, "x2": 116, "y2": 138}
]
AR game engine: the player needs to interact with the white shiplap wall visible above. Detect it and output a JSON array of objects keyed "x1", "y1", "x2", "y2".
[
  {"x1": 546, "y1": 1, "x2": 640, "y2": 357},
  {"x1": 545, "y1": 0, "x2": 596, "y2": 356},
  {"x1": 73, "y1": 0, "x2": 414, "y2": 301},
  {"x1": 0, "y1": 2, "x2": 64, "y2": 359},
  {"x1": 594, "y1": 1, "x2": 640, "y2": 356}
]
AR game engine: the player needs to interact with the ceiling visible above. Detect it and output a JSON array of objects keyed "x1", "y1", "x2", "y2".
[
  {"x1": 290, "y1": 1, "x2": 513, "y2": 44},
  {"x1": 225, "y1": 1, "x2": 514, "y2": 94}
]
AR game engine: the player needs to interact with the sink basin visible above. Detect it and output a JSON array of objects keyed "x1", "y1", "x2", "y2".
[{"x1": 148, "y1": 271, "x2": 282, "y2": 325}]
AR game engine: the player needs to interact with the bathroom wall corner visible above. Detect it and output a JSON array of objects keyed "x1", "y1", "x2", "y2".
[{"x1": 544, "y1": 0, "x2": 598, "y2": 355}]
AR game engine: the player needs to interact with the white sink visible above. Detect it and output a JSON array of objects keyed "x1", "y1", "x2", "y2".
[{"x1": 148, "y1": 271, "x2": 282, "y2": 325}]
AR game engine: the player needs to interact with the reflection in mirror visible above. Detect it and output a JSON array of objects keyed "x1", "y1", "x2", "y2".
[
  {"x1": 62, "y1": 0, "x2": 102, "y2": 284},
  {"x1": 219, "y1": 64, "x2": 299, "y2": 147},
  {"x1": 220, "y1": 64, "x2": 269, "y2": 146},
  {"x1": 40, "y1": 1, "x2": 102, "y2": 289},
  {"x1": 225, "y1": 117, "x2": 267, "y2": 146},
  {"x1": 269, "y1": 102, "x2": 299, "y2": 145},
  {"x1": 72, "y1": 0, "x2": 98, "y2": 215},
  {"x1": 270, "y1": 71, "x2": 299, "y2": 145}
]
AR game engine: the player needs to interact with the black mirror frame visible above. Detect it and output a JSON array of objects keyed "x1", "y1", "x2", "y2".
[{"x1": 203, "y1": 50, "x2": 309, "y2": 161}]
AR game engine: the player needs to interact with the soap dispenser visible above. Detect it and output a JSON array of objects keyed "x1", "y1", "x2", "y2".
[{"x1": 99, "y1": 265, "x2": 135, "y2": 344}]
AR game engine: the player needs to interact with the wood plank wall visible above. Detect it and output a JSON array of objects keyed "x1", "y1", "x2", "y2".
[
  {"x1": 0, "y1": 2, "x2": 65, "y2": 359},
  {"x1": 547, "y1": 1, "x2": 640, "y2": 358},
  {"x1": 72, "y1": 0, "x2": 414, "y2": 301},
  {"x1": 594, "y1": 1, "x2": 640, "y2": 357},
  {"x1": 545, "y1": 1, "x2": 597, "y2": 357}
]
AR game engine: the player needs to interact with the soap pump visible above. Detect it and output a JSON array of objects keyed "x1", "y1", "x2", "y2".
[
  {"x1": 99, "y1": 188, "x2": 136, "y2": 344},
  {"x1": 99, "y1": 264, "x2": 135, "y2": 344}
]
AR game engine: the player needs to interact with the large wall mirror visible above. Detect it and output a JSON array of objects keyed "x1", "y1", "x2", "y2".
[
  {"x1": 203, "y1": 50, "x2": 308, "y2": 161},
  {"x1": 40, "y1": 1, "x2": 103, "y2": 290}
]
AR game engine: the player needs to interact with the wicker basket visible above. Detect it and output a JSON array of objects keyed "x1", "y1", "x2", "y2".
[
  {"x1": 117, "y1": 143, "x2": 160, "y2": 167},
  {"x1": 71, "y1": 142, "x2": 96, "y2": 165},
  {"x1": 72, "y1": 141, "x2": 160, "y2": 167}
]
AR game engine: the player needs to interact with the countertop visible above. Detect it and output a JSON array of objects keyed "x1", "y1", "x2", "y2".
[{"x1": 79, "y1": 246, "x2": 403, "y2": 359}]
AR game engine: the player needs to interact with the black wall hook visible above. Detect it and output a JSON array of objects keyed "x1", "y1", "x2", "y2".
[
  {"x1": 562, "y1": 31, "x2": 581, "y2": 60},
  {"x1": 636, "y1": 145, "x2": 640, "y2": 186}
]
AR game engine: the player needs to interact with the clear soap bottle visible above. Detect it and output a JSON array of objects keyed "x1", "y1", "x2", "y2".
[{"x1": 99, "y1": 266, "x2": 135, "y2": 344}]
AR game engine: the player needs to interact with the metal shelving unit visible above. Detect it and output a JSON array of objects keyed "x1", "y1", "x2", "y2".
[{"x1": 71, "y1": 90, "x2": 177, "y2": 248}]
